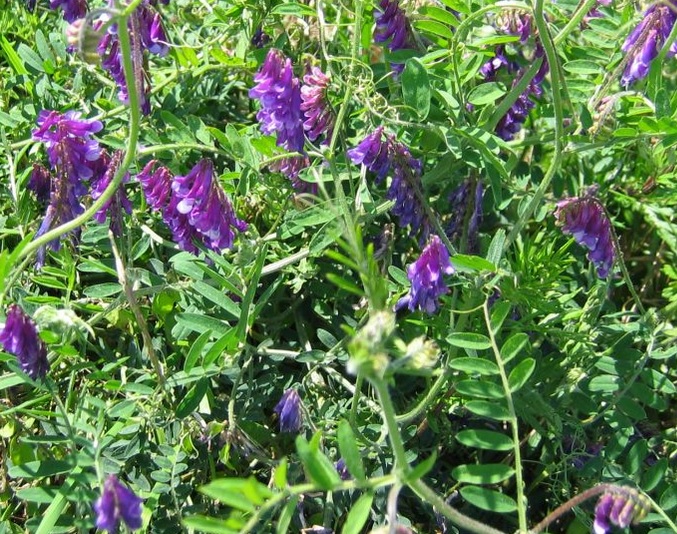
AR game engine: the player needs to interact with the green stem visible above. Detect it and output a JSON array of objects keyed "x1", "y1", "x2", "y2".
[
  {"x1": 502, "y1": 0, "x2": 565, "y2": 254},
  {"x1": 409, "y1": 479, "x2": 506, "y2": 534},
  {"x1": 16, "y1": 2, "x2": 142, "y2": 264},
  {"x1": 483, "y1": 301, "x2": 527, "y2": 532},
  {"x1": 138, "y1": 143, "x2": 228, "y2": 157},
  {"x1": 372, "y1": 379, "x2": 409, "y2": 473}
]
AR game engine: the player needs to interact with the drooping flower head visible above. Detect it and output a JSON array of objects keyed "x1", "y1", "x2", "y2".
[
  {"x1": 138, "y1": 159, "x2": 247, "y2": 254},
  {"x1": 94, "y1": 475, "x2": 143, "y2": 533},
  {"x1": 0, "y1": 305, "x2": 49, "y2": 380},
  {"x1": 374, "y1": 0, "x2": 417, "y2": 72},
  {"x1": 554, "y1": 194, "x2": 615, "y2": 278},
  {"x1": 274, "y1": 389, "x2": 303, "y2": 433},
  {"x1": 91, "y1": 150, "x2": 132, "y2": 236},
  {"x1": 593, "y1": 487, "x2": 650, "y2": 534},
  {"x1": 50, "y1": 0, "x2": 87, "y2": 22},
  {"x1": 620, "y1": 2, "x2": 677, "y2": 86},
  {"x1": 300, "y1": 66, "x2": 335, "y2": 143},
  {"x1": 249, "y1": 49, "x2": 311, "y2": 188},
  {"x1": 495, "y1": 47, "x2": 549, "y2": 141},
  {"x1": 32, "y1": 110, "x2": 103, "y2": 266},
  {"x1": 335, "y1": 458, "x2": 351, "y2": 480},
  {"x1": 97, "y1": 1, "x2": 169, "y2": 114},
  {"x1": 349, "y1": 128, "x2": 430, "y2": 238},
  {"x1": 446, "y1": 178, "x2": 483, "y2": 253},
  {"x1": 172, "y1": 159, "x2": 248, "y2": 252},
  {"x1": 397, "y1": 235, "x2": 454, "y2": 314}
]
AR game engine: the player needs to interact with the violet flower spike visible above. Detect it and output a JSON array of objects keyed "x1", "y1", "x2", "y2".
[
  {"x1": 300, "y1": 66, "x2": 335, "y2": 143},
  {"x1": 396, "y1": 235, "x2": 454, "y2": 314},
  {"x1": 347, "y1": 127, "x2": 391, "y2": 183},
  {"x1": 0, "y1": 305, "x2": 50, "y2": 380},
  {"x1": 50, "y1": 0, "x2": 87, "y2": 23},
  {"x1": 94, "y1": 475, "x2": 143, "y2": 533},
  {"x1": 32, "y1": 110, "x2": 103, "y2": 266},
  {"x1": 554, "y1": 195, "x2": 615, "y2": 278},
  {"x1": 374, "y1": 0, "x2": 417, "y2": 72},
  {"x1": 593, "y1": 487, "x2": 650, "y2": 534},
  {"x1": 620, "y1": 2, "x2": 677, "y2": 86},
  {"x1": 274, "y1": 389, "x2": 303, "y2": 433},
  {"x1": 90, "y1": 150, "x2": 132, "y2": 236}
]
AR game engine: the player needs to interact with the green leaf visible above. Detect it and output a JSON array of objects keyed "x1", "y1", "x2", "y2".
[
  {"x1": 508, "y1": 358, "x2": 536, "y2": 392},
  {"x1": 455, "y1": 379, "x2": 504, "y2": 399},
  {"x1": 465, "y1": 400, "x2": 511, "y2": 421},
  {"x1": 34, "y1": 472, "x2": 80, "y2": 534},
  {"x1": 455, "y1": 429, "x2": 514, "y2": 451},
  {"x1": 199, "y1": 477, "x2": 273, "y2": 511},
  {"x1": 295, "y1": 433, "x2": 341, "y2": 490},
  {"x1": 185, "y1": 330, "x2": 212, "y2": 373},
  {"x1": 450, "y1": 254, "x2": 497, "y2": 272},
  {"x1": 468, "y1": 83, "x2": 505, "y2": 106},
  {"x1": 270, "y1": 2, "x2": 317, "y2": 16},
  {"x1": 641, "y1": 458, "x2": 667, "y2": 492},
  {"x1": 402, "y1": 58, "x2": 431, "y2": 119},
  {"x1": 342, "y1": 492, "x2": 374, "y2": 534},
  {"x1": 276, "y1": 495, "x2": 299, "y2": 534},
  {"x1": 452, "y1": 463, "x2": 515, "y2": 484},
  {"x1": 449, "y1": 357, "x2": 499, "y2": 375},
  {"x1": 460, "y1": 486, "x2": 517, "y2": 513},
  {"x1": 587, "y1": 374, "x2": 619, "y2": 393},
  {"x1": 413, "y1": 19, "x2": 454, "y2": 41},
  {"x1": 182, "y1": 515, "x2": 240, "y2": 534},
  {"x1": 175, "y1": 377, "x2": 209, "y2": 418},
  {"x1": 405, "y1": 451, "x2": 437, "y2": 483},
  {"x1": 176, "y1": 313, "x2": 231, "y2": 337},
  {"x1": 501, "y1": 333, "x2": 529, "y2": 364},
  {"x1": 8, "y1": 460, "x2": 73, "y2": 479},
  {"x1": 489, "y1": 301, "x2": 512, "y2": 335},
  {"x1": 337, "y1": 420, "x2": 365, "y2": 481},
  {"x1": 486, "y1": 229, "x2": 506, "y2": 266},
  {"x1": 446, "y1": 332, "x2": 491, "y2": 350}
]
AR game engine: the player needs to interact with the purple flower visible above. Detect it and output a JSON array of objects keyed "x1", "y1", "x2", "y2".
[
  {"x1": 397, "y1": 235, "x2": 454, "y2": 314},
  {"x1": 274, "y1": 389, "x2": 303, "y2": 433},
  {"x1": 28, "y1": 164, "x2": 52, "y2": 204},
  {"x1": 335, "y1": 459, "x2": 351, "y2": 480},
  {"x1": 97, "y1": 2, "x2": 168, "y2": 114},
  {"x1": 374, "y1": 0, "x2": 417, "y2": 72},
  {"x1": 94, "y1": 475, "x2": 143, "y2": 532},
  {"x1": 446, "y1": 179, "x2": 483, "y2": 253},
  {"x1": 0, "y1": 305, "x2": 49, "y2": 380},
  {"x1": 172, "y1": 159, "x2": 248, "y2": 251},
  {"x1": 593, "y1": 488, "x2": 649, "y2": 534},
  {"x1": 554, "y1": 195, "x2": 615, "y2": 278},
  {"x1": 621, "y1": 3, "x2": 677, "y2": 86},
  {"x1": 349, "y1": 128, "x2": 430, "y2": 237},
  {"x1": 496, "y1": 11, "x2": 532, "y2": 42},
  {"x1": 249, "y1": 49, "x2": 309, "y2": 186},
  {"x1": 50, "y1": 0, "x2": 87, "y2": 22},
  {"x1": 91, "y1": 150, "x2": 132, "y2": 236},
  {"x1": 300, "y1": 66, "x2": 334, "y2": 143},
  {"x1": 251, "y1": 27, "x2": 271, "y2": 48},
  {"x1": 495, "y1": 49, "x2": 549, "y2": 141},
  {"x1": 138, "y1": 160, "x2": 172, "y2": 210},
  {"x1": 32, "y1": 110, "x2": 103, "y2": 266}
]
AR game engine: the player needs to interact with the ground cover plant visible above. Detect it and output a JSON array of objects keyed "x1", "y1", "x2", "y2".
[{"x1": 0, "y1": 0, "x2": 676, "y2": 532}]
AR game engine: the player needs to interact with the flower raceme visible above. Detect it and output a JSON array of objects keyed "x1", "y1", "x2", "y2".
[
  {"x1": 0, "y1": 305, "x2": 50, "y2": 380},
  {"x1": 348, "y1": 127, "x2": 431, "y2": 238},
  {"x1": 300, "y1": 66, "x2": 335, "y2": 144},
  {"x1": 621, "y1": 0, "x2": 677, "y2": 86},
  {"x1": 274, "y1": 389, "x2": 303, "y2": 433},
  {"x1": 32, "y1": 110, "x2": 103, "y2": 266},
  {"x1": 593, "y1": 487, "x2": 650, "y2": 534},
  {"x1": 138, "y1": 159, "x2": 247, "y2": 254},
  {"x1": 554, "y1": 195, "x2": 615, "y2": 278},
  {"x1": 94, "y1": 475, "x2": 143, "y2": 532},
  {"x1": 91, "y1": 150, "x2": 132, "y2": 236},
  {"x1": 374, "y1": 0, "x2": 417, "y2": 73},
  {"x1": 397, "y1": 235, "x2": 454, "y2": 314}
]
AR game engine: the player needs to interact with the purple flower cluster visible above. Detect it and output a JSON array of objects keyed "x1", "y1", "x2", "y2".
[
  {"x1": 445, "y1": 179, "x2": 483, "y2": 254},
  {"x1": 374, "y1": 0, "x2": 417, "y2": 73},
  {"x1": 50, "y1": 0, "x2": 87, "y2": 23},
  {"x1": 621, "y1": 1, "x2": 677, "y2": 86},
  {"x1": 495, "y1": 49, "x2": 549, "y2": 141},
  {"x1": 91, "y1": 150, "x2": 132, "y2": 236},
  {"x1": 274, "y1": 389, "x2": 303, "y2": 433},
  {"x1": 593, "y1": 487, "x2": 650, "y2": 534},
  {"x1": 495, "y1": 10, "x2": 532, "y2": 43},
  {"x1": 32, "y1": 110, "x2": 103, "y2": 265},
  {"x1": 94, "y1": 475, "x2": 143, "y2": 532},
  {"x1": 397, "y1": 235, "x2": 454, "y2": 314},
  {"x1": 138, "y1": 159, "x2": 247, "y2": 254},
  {"x1": 554, "y1": 195, "x2": 615, "y2": 278},
  {"x1": 0, "y1": 305, "x2": 49, "y2": 380},
  {"x1": 250, "y1": 50, "x2": 336, "y2": 191},
  {"x1": 301, "y1": 67, "x2": 335, "y2": 143},
  {"x1": 97, "y1": 1, "x2": 169, "y2": 114},
  {"x1": 348, "y1": 127, "x2": 431, "y2": 238}
]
